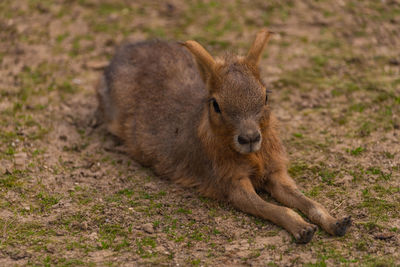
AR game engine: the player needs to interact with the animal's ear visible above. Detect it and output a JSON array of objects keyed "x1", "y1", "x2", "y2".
[
  {"x1": 246, "y1": 28, "x2": 273, "y2": 67},
  {"x1": 181, "y1": 40, "x2": 216, "y2": 81}
]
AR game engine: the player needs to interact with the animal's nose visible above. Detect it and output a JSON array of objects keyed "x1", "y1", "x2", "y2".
[{"x1": 237, "y1": 131, "x2": 261, "y2": 145}]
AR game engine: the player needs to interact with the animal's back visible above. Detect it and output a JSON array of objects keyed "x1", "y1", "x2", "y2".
[{"x1": 98, "y1": 40, "x2": 207, "y2": 170}]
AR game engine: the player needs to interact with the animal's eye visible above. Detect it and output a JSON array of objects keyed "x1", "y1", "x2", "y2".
[
  {"x1": 211, "y1": 98, "x2": 221, "y2": 113},
  {"x1": 265, "y1": 90, "x2": 272, "y2": 104}
]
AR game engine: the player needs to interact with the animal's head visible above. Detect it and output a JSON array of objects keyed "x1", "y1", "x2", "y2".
[{"x1": 183, "y1": 29, "x2": 272, "y2": 154}]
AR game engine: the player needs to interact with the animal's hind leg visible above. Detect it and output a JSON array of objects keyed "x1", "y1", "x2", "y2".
[
  {"x1": 228, "y1": 177, "x2": 317, "y2": 243},
  {"x1": 89, "y1": 106, "x2": 104, "y2": 129},
  {"x1": 265, "y1": 171, "x2": 351, "y2": 236}
]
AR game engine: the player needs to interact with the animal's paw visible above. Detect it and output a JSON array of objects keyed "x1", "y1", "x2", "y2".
[
  {"x1": 294, "y1": 224, "x2": 317, "y2": 244},
  {"x1": 334, "y1": 216, "x2": 352, "y2": 236}
]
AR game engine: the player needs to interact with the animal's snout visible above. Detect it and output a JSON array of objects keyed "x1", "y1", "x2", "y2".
[
  {"x1": 237, "y1": 131, "x2": 261, "y2": 145},
  {"x1": 234, "y1": 129, "x2": 262, "y2": 154}
]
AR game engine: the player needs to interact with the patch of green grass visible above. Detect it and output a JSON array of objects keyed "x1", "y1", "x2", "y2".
[
  {"x1": 347, "y1": 146, "x2": 365, "y2": 156},
  {"x1": 136, "y1": 190, "x2": 166, "y2": 200},
  {"x1": 0, "y1": 219, "x2": 54, "y2": 248},
  {"x1": 292, "y1": 132, "x2": 303, "y2": 138},
  {"x1": 29, "y1": 125, "x2": 50, "y2": 140},
  {"x1": 331, "y1": 81, "x2": 361, "y2": 96},
  {"x1": 189, "y1": 258, "x2": 201, "y2": 266},
  {"x1": 69, "y1": 186, "x2": 94, "y2": 205},
  {"x1": 96, "y1": 2, "x2": 128, "y2": 16},
  {"x1": 383, "y1": 151, "x2": 395, "y2": 159},
  {"x1": 273, "y1": 76, "x2": 301, "y2": 89},
  {"x1": 366, "y1": 167, "x2": 392, "y2": 181},
  {"x1": 357, "y1": 121, "x2": 374, "y2": 137},
  {"x1": 114, "y1": 238, "x2": 130, "y2": 251},
  {"x1": 177, "y1": 208, "x2": 192, "y2": 214},
  {"x1": 315, "y1": 38, "x2": 342, "y2": 51},
  {"x1": 117, "y1": 188, "x2": 135, "y2": 197},
  {"x1": 57, "y1": 81, "x2": 79, "y2": 94},
  {"x1": 36, "y1": 192, "x2": 60, "y2": 210},
  {"x1": 311, "y1": 164, "x2": 338, "y2": 185},
  {"x1": 98, "y1": 223, "x2": 128, "y2": 250},
  {"x1": 373, "y1": 184, "x2": 399, "y2": 197},
  {"x1": 305, "y1": 241, "x2": 360, "y2": 266},
  {"x1": 91, "y1": 21, "x2": 123, "y2": 34},
  {"x1": 360, "y1": 188, "x2": 398, "y2": 220},
  {"x1": 0, "y1": 170, "x2": 24, "y2": 189},
  {"x1": 288, "y1": 161, "x2": 309, "y2": 178},
  {"x1": 15, "y1": 64, "x2": 54, "y2": 102},
  {"x1": 361, "y1": 255, "x2": 396, "y2": 266},
  {"x1": 348, "y1": 103, "x2": 366, "y2": 113},
  {"x1": 306, "y1": 185, "x2": 324, "y2": 197},
  {"x1": 136, "y1": 236, "x2": 157, "y2": 258},
  {"x1": 57, "y1": 211, "x2": 86, "y2": 232},
  {"x1": 0, "y1": 131, "x2": 17, "y2": 143},
  {"x1": 41, "y1": 255, "x2": 94, "y2": 267},
  {"x1": 311, "y1": 55, "x2": 328, "y2": 68},
  {"x1": 55, "y1": 32, "x2": 69, "y2": 43},
  {"x1": 4, "y1": 146, "x2": 15, "y2": 156},
  {"x1": 65, "y1": 239, "x2": 95, "y2": 252},
  {"x1": 273, "y1": 66, "x2": 324, "y2": 92},
  {"x1": 253, "y1": 217, "x2": 267, "y2": 227},
  {"x1": 189, "y1": 230, "x2": 204, "y2": 241}
]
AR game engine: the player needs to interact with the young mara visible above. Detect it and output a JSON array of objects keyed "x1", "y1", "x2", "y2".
[{"x1": 96, "y1": 29, "x2": 351, "y2": 243}]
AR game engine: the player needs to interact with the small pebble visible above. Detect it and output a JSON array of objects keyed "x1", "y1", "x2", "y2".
[{"x1": 142, "y1": 223, "x2": 154, "y2": 234}]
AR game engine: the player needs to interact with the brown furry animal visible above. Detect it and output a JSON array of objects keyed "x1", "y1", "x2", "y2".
[{"x1": 96, "y1": 29, "x2": 351, "y2": 243}]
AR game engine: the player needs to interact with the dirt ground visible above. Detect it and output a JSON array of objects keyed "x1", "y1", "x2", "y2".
[{"x1": 0, "y1": 0, "x2": 399, "y2": 266}]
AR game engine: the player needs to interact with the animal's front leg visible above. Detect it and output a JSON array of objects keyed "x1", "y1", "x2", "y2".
[
  {"x1": 265, "y1": 171, "x2": 351, "y2": 236},
  {"x1": 228, "y1": 177, "x2": 317, "y2": 243}
]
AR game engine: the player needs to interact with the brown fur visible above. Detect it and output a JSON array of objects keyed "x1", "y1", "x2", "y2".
[{"x1": 96, "y1": 29, "x2": 351, "y2": 243}]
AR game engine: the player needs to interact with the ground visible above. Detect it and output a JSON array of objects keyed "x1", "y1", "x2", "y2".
[{"x1": 0, "y1": 0, "x2": 399, "y2": 266}]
